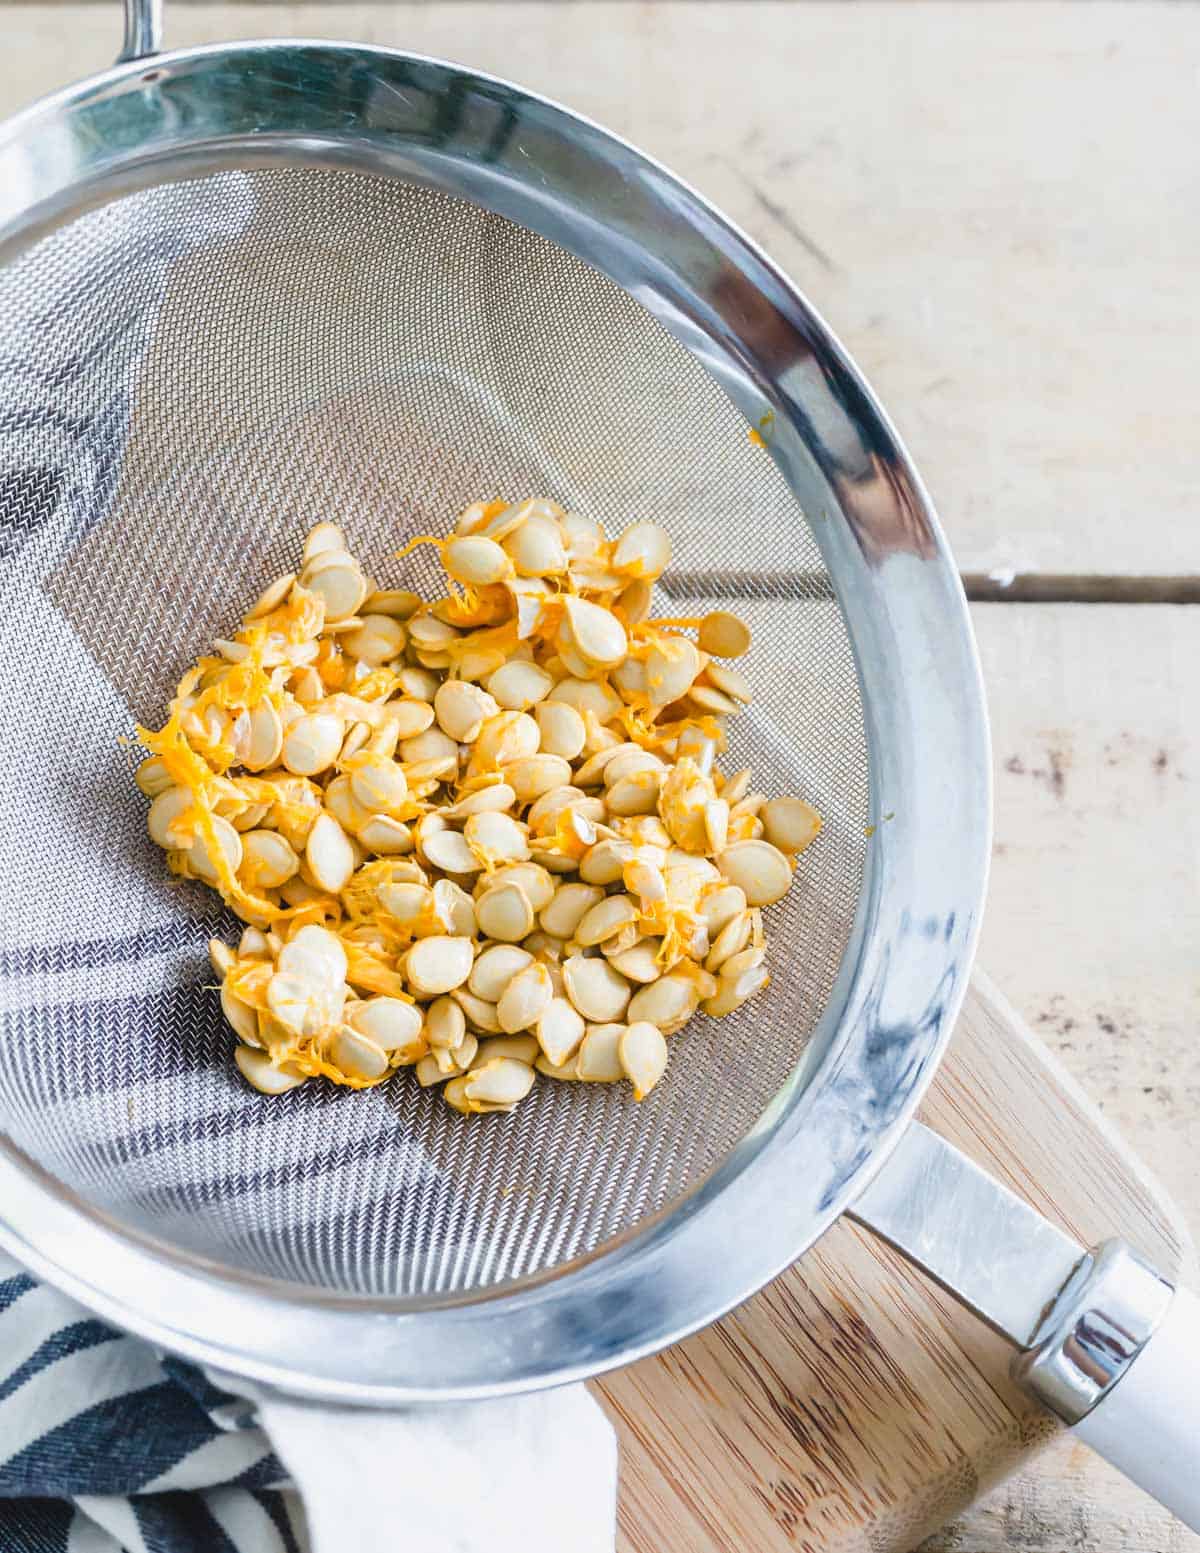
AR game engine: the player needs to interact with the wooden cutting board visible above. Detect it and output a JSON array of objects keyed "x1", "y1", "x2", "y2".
[{"x1": 592, "y1": 971, "x2": 1195, "y2": 1553}]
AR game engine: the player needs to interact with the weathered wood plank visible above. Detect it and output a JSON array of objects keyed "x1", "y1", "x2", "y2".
[{"x1": 0, "y1": 3, "x2": 1196, "y2": 574}]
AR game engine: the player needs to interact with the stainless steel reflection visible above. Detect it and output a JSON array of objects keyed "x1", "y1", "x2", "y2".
[
  {"x1": 117, "y1": 0, "x2": 161, "y2": 62},
  {"x1": 0, "y1": 30, "x2": 990, "y2": 1398},
  {"x1": 1015, "y1": 1240, "x2": 1174, "y2": 1424},
  {"x1": 850, "y1": 1122, "x2": 1086, "y2": 1347}
]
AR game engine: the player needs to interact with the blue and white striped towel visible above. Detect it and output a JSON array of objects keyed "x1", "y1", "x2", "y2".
[{"x1": 0, "y1": 1250, "x2": 308, "y2": 1553}]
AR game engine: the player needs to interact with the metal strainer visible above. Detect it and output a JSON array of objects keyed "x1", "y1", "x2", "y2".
[{"x1": 1, "y1": 4, "x2": 1198, "y2": 1539}]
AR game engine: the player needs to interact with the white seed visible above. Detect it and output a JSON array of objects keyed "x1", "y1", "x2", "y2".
[
  {"x1": 357, "y1": 814, "x2": 413, "y2": 855},
  {"x1": 407, "y1": 613, "x2": 461, "y2": 650},
  {"x1": 462, "y1": 1057, "x2": 536, "y2": 1108},
  {"x1": 303, "y1": 520, "x2": 345, "y2": 560},
  {"x1": 560, "y1": 510, "x2": 604, "y2": 558},
  {"x1": 465, "y1": 811, "x2": 530, "y2": 867},
  {"x1": 617, "y1": 578, "x2": 653, "y2": 625},
  {"x1": 612, "y1": 656, "x2": 648, "y2": 698},
  {"x1": 606, "y1": 771, "x2": 662, "y2": 816},
  {"x1": 705, "y1": 662, "x2": 753, "y2": 704},
  {"x1": 613, "y1": 520, "x2": 672, "y2": 580},
  {"x1": 623, "y1": 858, "x2": 666, "y2": 904},
  {"x1": 496, "y1": 962, "x2": 554, "y2": 1033},
  {"x1": 699, "y1": 883, "x2": 747, "y2": 935},
  {"x1": 573, "y1": 743, "x2": 634, "y2": 788},
  {"x1": 424, "y1": 995, "x2": 467, "y2": 1049},
  {"x1": 209, "y1": 937, "x2": 236, "y2": 978},
  {"x1": 422, "y1": 830, "x2": 482, "y2": 876},
  {"x1": 562, "y1": 954, "x2": 631, "y2": 1023},
  {"x1": 189, "y1": 815, "x2": 244, "y2": 884},
  {"x1": 579, "y1": 838, "x2": 634, "y2": 886},
  {"x1": 689, "y1": 684, "x2": 741, "y2": 717},
  {"x1": 575, "y1": 894, "x2": 639, "y2": 947},
  {"x1": 329, "y1": 1026, "x2": 389, "y2": 1081},
  {"x1": 706, "y1": 910, "x2": 753, "y2": 972},
  {"x1": 443, "y1": 535, "x2": 511, "y2": 585},
  {"x1": 504, "y1": 754, "x2": 573, "y2": 803},
  {"x1": 268, "y1": 971, "x2": 342, "y2": 1038},
  {"x1": 619, "y1": 1021, "x2": 669, "y2": 1099},
  {"x1": 148, "y1": 786, "x2": 195, "y2": 849},
  {"x1": 533, "y1": 700, "x2": 586, "y2": 760},
  {"x1": 702, "y1": 962, "x2": 769, "y2": 1017},
  {"x1": 468, "y1": 946, "x2": 532, "y2": 1005},
  {"x1": 576, "y1": 1023, "x2": 626, "y2": 1082},
  {"x1": 646, "y1": 635, "x2": 701, "y2": 707},
  {"x1": 698, "y1": 611, "x2": 752, "y2": 658},
  {"x1": 342, "y1": 614, "x2": 406, "y2": 665},
  {"x1": 539, "y1": 881, "x2": 604, "y2": 939},
  {"x1": 235, "y1": 1044, "x2": 307, "y2": 1094},
  {"x1": 470, "y1": 1034, "x2": 540, "y2": 1068},
  {"x1": 535, "y1": 997, "x2": 585, "y2": 1066},
  {"x1": 432, "y1": 878, "x2": 477, "y2": 937},
  {"x1": 416, "y1": 1052, "x2": 453, "y2": 1086},
  {"x1": 451, "y1": 1032, "x2": 480, "y2": 1070},
  {"x1": 278, "y1": 924, "x2": 347, "y2": 985},
  {"x1": 405, "y1": 936, "x2": 474, "y2": 995},
  {"x1": 445, "y1": 782, "x2": 517, "y2": 819},
  {"x1": 626, "y1": 974, "x2": 697, "y2": 1034},
  {"x1": 489, "y1": 863, "x2": 556, "y2": 913},
  {"x1": 363, "y1": 588, "x2": 421, "y2": 619},
  {"x1": 303, "y1": 558, "x2": 366, "y2": 621},
  {"x1": 378, "y1": 881, "x2": 433, "y2": 926},
  {"x1": 340, "y1": 721, "x2": 372, "y2": 763},
  {"x1": 761, "y1": 797, "x2": 822, "y2": 855},
  {"x1": 451, "y1": 988, "x2": 503, "y2": 1034},
  {"x1": 245, "y1": 571, "x2": 296, "y2": 620},
  {"x1": 717, "y1": 840, "x2": 793, "y2": 906},
  {"x1": 306, "y1": 812, "x2": 356, "y2": 892},
  {"x1": 388, "y1": 699, "x2": 436, "y2": 739},
  {"x1": 135, "y1": 756, "x2": 173, "y2": 798},
  {"x1": 721, "y1": 945, "x2": 767, "y2": 980},
  {"x1": 536, "y1": 1053, "x2": 581, "y2": 1080},
  {"x1": 603, "y1": 748, "x2": 664, "y2": 788},
  {"x1": 347, "y1": 996, "x2": 424, "y2": 1056},
  {"x1": 475, "y1": 882, "x2": 535, "y2": 942},
  {"x1": 282, "y1": 713, "x2": 344, "y2": 776},
  {"x1": 608, "y1": 938, "x2": 663, "y2": 984},
  {"x1": 434, "y1": 680, "x2": 498, "y2": 743},
  {"x1": 220, "y1": 983, "x2": 260, "y2": 1044},
  {"x1": 240, "y1": 829, "x2": 300, "y2": 889},
  {"x1": 505, "y1": 512, "x2": 569, "y2": 576},
  {"x1": 562, "y1": 595, "x2": 628, "y2": 668},
  {"x1": 526, "y1": 785, "x2": 587, "y2": 834},
  {"x1": 547, "y1": 676, "x2": 621, "y2": 724},
  {"x1": 472, "y1": 710, "x2": 541, "y2": 768},
  {"x1": 484, "y1": 658, "x2": 554, "y2": 712},
  {"x1": 401, "y1": 726, "x2": 460, "y2": 766},
  {"x1": 704, "y1": 799, "x2": 730, "y2": 856}
]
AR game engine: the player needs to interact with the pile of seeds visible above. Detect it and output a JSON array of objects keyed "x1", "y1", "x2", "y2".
[{"x1": 136, "y1": 500, "x2": 821, "y2": 1114}]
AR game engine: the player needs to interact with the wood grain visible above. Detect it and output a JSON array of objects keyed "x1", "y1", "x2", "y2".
[
  {"x1": 1, "y1": 2, "x2": 1197, "y2": 575},
  {"x1": 591, "y1": 973, "x2": 1194, "y2": 1553}
]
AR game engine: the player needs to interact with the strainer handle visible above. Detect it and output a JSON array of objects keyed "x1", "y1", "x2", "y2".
[{"x1": 117, "y1": 0, "x2": 162, "y2": 63}]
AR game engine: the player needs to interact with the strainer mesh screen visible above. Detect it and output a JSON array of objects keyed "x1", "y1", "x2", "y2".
[{"x1": 0, "y1": 168, "x2": 867, "y2": 1296}]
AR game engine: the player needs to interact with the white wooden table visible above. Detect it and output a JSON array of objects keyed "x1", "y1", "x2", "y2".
[{"x1": 3, "y1": 5, "x2": 1198, "y2": 1547}]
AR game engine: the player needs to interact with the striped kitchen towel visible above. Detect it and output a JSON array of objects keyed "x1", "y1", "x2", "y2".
[{"x1": 0, "y1": 1250, "x2": 307, "y2": 1553}]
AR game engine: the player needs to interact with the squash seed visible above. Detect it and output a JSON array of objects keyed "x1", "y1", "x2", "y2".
[
  {"x1": 576, "y1": 1023, "x2": 626, "y2": 1082},
  {"x1": 405, "y1": 936, "x2": 474, "y2": 996},
  {"x1": 619, "y1": 1021, "x2": 669, "y2": 1099},
  {"x1": 562, "y1": 955, "x2": 631, "y2": 1023},
  {"x1": 716, "y1": 840, "x2": 792, "y2": 906},
  {"x1": 475, "y1": 882, "x2": 535, "y2": 942}
]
